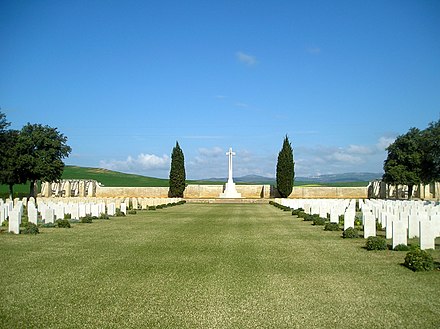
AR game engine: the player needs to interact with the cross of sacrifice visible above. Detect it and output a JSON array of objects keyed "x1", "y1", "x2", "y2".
[{"x1": 226, "y1": 147, "x2": 236, "y2": 183}]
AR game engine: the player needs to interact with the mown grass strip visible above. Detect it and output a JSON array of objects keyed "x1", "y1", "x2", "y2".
[{"x1": 0, "y1": 204, "x2": 439, "y2": 328}]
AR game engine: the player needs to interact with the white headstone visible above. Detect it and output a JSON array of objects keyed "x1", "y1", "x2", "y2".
[
  {"x1": 28, "y1": 206, "x2": 38, "y2": 225},
  {"x1": 392, "y1": 219, "x2": 407, "y2": 249},
  {"x1": 71, "y1": 203, "x2": 79, "y2": 220},
  {"x1": 91, "y1": 204, "x2": 100, "y2": 217},
  {"x1": 386, "y1": 213, "x2": 395, "y2": 239},
  {"x1": 344, "y1": 209, "x2": 355, "y2": 230},
  {"x1": 363, "y1": 213, "x2": 376, "y2": 239},
  {"x1": 107, "y1": 203, "x2": 116, "y2": 216},
  {"x1": 420, "y1": 219, "x2": 435, "y2": 250},
  {"x1": 132, "y1": 198, "x2": 138, "y2": 210},
  {"x1": 8, "y1": 210, "x2": 20, "y2": 234},
  {"x1": 79, "y1": 203, "x2": 86, "y2": 218},
  {"x1": 120, "y1": 203, "x2": 127, "y2": 215},
  {"x1": 45, "y1": 208, "x2": 55, "y2": 224},
  {"x1": 330, "y1": 208, "x2": 339, "y2": 223}
]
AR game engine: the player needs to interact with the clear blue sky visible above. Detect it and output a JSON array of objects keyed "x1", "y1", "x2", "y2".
[{"x1": 1, "y1": 0, "x2": 439, "y2": 179}]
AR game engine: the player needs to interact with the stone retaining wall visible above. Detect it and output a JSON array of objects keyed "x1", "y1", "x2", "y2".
[
  {"x1": 95, "y1": 184, "x2": 367, "y2": 199},
  {"x1": 96, "y1": 186, "x2": 170, "y2": 198},
  {"x1": 288, "y1": 187, "x2": 368, "y2": 199}
]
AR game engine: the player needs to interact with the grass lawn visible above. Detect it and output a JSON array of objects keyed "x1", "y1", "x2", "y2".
[{"x1": 1, "y1": 204, "x2": 439, "y2": 328}]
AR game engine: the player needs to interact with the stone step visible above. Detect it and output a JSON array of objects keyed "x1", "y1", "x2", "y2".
[{"x1": 185, "y1": 198, "x2": 270, "y2": 204}]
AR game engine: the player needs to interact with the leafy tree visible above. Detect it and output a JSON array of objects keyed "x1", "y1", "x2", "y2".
[
  {"x1": 16, "y1": 123, "x2": 71, "y2": 197},
  {"x1": 0, "y1": 112, "x2": 23, "y2": 198},
  {"x1": 0, "y1": 129, "x2": 24, "y2": 199},
  {"x1": 420, "y1": 119, "x2": 440, "y2": 183},
  {"x1": 0, "y1": 111, "x2": 9, "y2": 132},
  {"x1": 383, "y1": 128, "x2": 423, "y2": 199},
  {"x1": 276, "y1": 135, "x2": 295, "y2": 198},
  {"x1": 169, "y1": 141, "x2": 186, "y2": 197}
]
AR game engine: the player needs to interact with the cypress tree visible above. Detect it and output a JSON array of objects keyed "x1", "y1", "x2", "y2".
[
  {"x1": 169, "y1": 141, "x2": 186, "y2": 197},
  {"x1": 276, "y1": 135, "x2": 295, "y2": 198}
]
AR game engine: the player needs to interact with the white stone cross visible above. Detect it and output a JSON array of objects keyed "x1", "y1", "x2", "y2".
[{"x1": 226, "y1": 147, "x2": 236, "y2": 183}]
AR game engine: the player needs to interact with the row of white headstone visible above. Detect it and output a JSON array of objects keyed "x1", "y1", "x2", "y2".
[
  {"x1": 0, "y1": 197, "x2": 182, "y2": 234},
  {"x1": 277, "y1": 198, "x2": 440, "y2": 250}
]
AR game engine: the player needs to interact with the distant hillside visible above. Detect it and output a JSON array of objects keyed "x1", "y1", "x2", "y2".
[
  {"x1": 203, "y1": 172, "x2": 381, "y2": 185},
  {"x1": 1, "y1": 167, "x2": 380, "y2": 198},
  {"x1": 296, "y1": 172, "x2": 382, "y2": 183},
  {"x1": 62, "y1": 166, "x2": 170, "y2": 187}
]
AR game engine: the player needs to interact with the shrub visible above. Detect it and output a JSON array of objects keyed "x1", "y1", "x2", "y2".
[
  {"x1": 393, "y1": 244, "x2": 410, "y2": 251},
  {"x1": 99, "y1": 213, "x2": 109, "y2": 220},
  {"x1": 324, "y1": 222, "x2": 340, "y2": 231},
  {"x1": 404, "y1": 248, "x2": 434, "y2": 272},
  {"x1": 338, "y1": 215, "x2": 344, "y2": 225},
  {"x1": 365, "y1": 236, "x2": 387, "y2": 250},
  {"x1": 376, "y1": 221, "x2": 383, "y2": 231},
  {"x1": 342, "y1": 227, "x2": 359, "y2": 238},
  {"x1": 156, "y1": 205, "x2": 163, "y2": 209},
  {"x1": 40, "y1": 223, "x2": 55, "y2": 228},
  {"x1": 297, "y1": 211, "x2": 308, "y2": 218},
  {"x1": 22, "y1": 222, "x2": 39, "y2": 235},
  {"x1": 304, "y1": 214, "x2": 319, "y2": 222},
  {"x1": 115, "y1": 209, "x2": 126, "y2": 217},
  {"x1": 56, "y1": 219, "x2": 71, "y2": 228},
  {"x1": 149, "y1": 206, "x2": 156, "y2": 210},
  {"x1": 292, "y1": 208, "x2": 305, "y2": 217},
  {"x1": 80, "y1": 216, "x2": 93, "y2": 223},
  {"x1": 128, "y1": 210, "x2": 137, "y2": 215},
  {"x1": 312, "y1": 217, "x2": 327, "y2": 226},
  {"x1": 354, "y1": 217, "x2": 362, "y2": 227},
  {"x1": 64, "y1": 213, "x2": 72, "y2": 220}
]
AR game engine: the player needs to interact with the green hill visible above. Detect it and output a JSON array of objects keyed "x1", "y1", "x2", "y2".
[
  {"x1": 1, "y1": 165, "x2": 370, "y2": 199},
  {"x1": 62, "y1": 166, "x2": 170, "y2": 187}
]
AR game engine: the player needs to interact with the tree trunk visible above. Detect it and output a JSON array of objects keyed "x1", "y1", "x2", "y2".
[
  {"x1": 8, "y1": 184, "x2": 14, "y2": 200},
  {"x1": 29, "y1": 180, "x2": 36, "y2": 198},
  {"x1": 408, "y1": 184, "x2": 413, "y2": 200}
]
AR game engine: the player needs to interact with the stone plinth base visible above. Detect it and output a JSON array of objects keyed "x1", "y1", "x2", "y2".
[{"x1": 219, "y1": 181, "x2": 242, "y2": 198}]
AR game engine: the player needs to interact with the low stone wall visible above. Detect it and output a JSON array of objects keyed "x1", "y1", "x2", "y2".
[
  {"x1": 184, "y1": 184, "x2": 271, "y2": 199},
  {"x1": 288, "y1": 187, "x2": 368, "y2": 199},
  {"x1": 95, "y1": 184, "x2": 367, "y2": 199},
  {"x1": 96, "y1": 186, "x2": 170, "y2": 198}
]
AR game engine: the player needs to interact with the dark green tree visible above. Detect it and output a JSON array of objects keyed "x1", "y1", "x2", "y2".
[
  {"x1": 383, "y1": 128, "x2": 423, "y2": 199},
  {"x1": 276, "y1": 135, "x2": 295, "y2": 198},
  {"x1": 169, "y1": 141, "x2": 186, "y2": 197},
  {"x1": 0, "y1": 129, "x2": 25, "y2": 199},
  {"x1": 0, "y1": 111, "x2": 9, "y2": 132},
  {"x1": 420, "y1": 119, "x2": 440, "y2": 183},
  {"x1": 16, "y1": 123, "x2": 72, "y2": 197},
  {"x1": 0, "y1": 112, "x2": 23, "y2": 198}
]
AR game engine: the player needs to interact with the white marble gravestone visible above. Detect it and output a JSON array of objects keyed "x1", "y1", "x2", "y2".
[
  {"x1": 8, "y1": 210, "x2": 20, "y2": 234},
  {"x1": 45, "y1": 208, "x2": 55, "y2": 224},
  {"x1": 392, "y1": 219, "x2": 407, "y2": 248},
  {"x1": 107, "y1": 203, "x2": 116, "y2": 216},
  {"x1": 363, "y1": 213, "x2": 376, "y2": 238},
  {"x1": 343, "y1": 209, "x2": 355, "y2": 230},
  {"x1": 27, "y1": 205, "x2": 38, "y2": 225},
  {"x1": 420, "y1": 219, "x2": 435, "y2": 250},
  {"x1": 132, "y1": 198, "x2": 138, "y2": 210},
  {"x1": 219, "y1": 147, "x2": 242, "y2": 198},
  {"x1": 120, "y1": 203, "x2": 127, "y2": 215}
]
